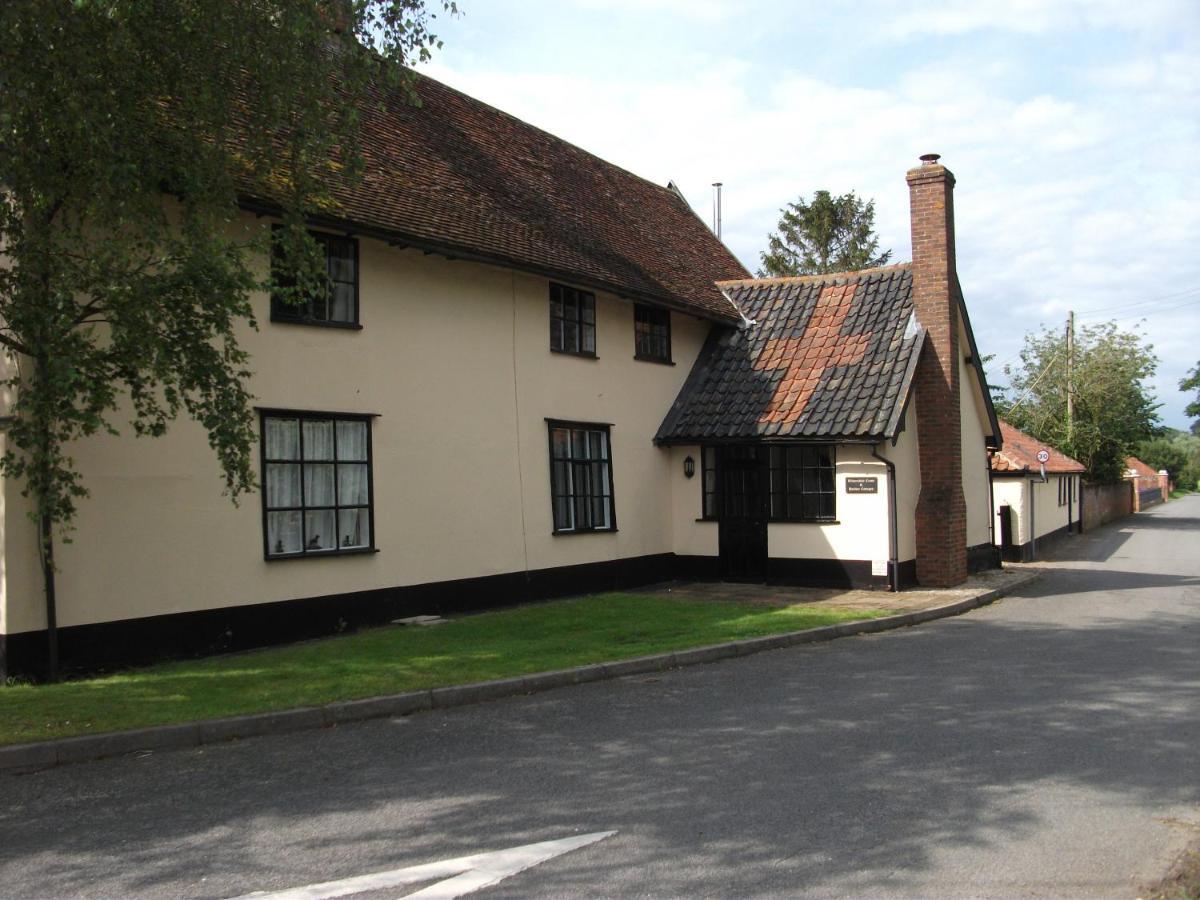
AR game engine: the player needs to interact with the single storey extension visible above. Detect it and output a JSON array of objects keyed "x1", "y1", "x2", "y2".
[{"x1": 990, "y1": 420, "x2": 1085, "y2": 561}]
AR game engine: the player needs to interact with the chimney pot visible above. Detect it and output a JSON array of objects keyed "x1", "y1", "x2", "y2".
[{"x1": 919, "y1": 153, "x2": 941, "y2": 165}]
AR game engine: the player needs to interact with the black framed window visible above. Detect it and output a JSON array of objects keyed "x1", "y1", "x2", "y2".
[
  {"x1": 701, "y1": 446, "x2": 718, "y2": 519},
  {"x1": 549, "y1": 422, "x2": 615, "y2": 533},
  {"x1": 768, "y1": 445, "x2": 836, "y2": 521},
  {"x1": 634, "y1": 304, "x2": 671, "y2": 363},
  {"x1": 261, "y1": 411, "x2": 374, "y2": 558},
  {"x1": 1058, "y1": 477, "x2": 1066, "y2": 506},
  {"x1": 549, "y1": 283, "x2": 596, "y2": 356},
  {"x1": 271, "y1": 231, "x2": 359, "y2": 327}
]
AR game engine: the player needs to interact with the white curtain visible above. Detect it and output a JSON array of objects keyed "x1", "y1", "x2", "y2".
[
  {"x1": 337, "y1": 420, "x2": 367, "y2": 461},
  {"x1": 304, "y1": 419, "x2": 335, "y2": 460},
  {"x1": 265, "y1": 418, "x2": 300, "y2": 460}
]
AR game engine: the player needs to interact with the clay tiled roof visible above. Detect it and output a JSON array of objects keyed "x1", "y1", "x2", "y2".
[
  {"x1": 991, "y1": 421, "x2": 1085, "y2": 474},
  {"x1": 656, "y1": 265, "x2": 924, "y2": 442},
  {"x1": 1125, "y1": 456, "x2": 1158, "y2": 478},
  {"x1": 242, "y1": 71, "x2": 747, "y2": 322}
]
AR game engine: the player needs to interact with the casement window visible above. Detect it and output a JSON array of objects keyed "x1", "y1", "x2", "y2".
[
  {"x1": 261, "y1": 411, "x2": 374, "y2": 558},
  {"x1": 271, "y1": 231, "x2": 360, "y2": 327},
  {"x1": 548, "y1": 422, "x2": 615, "y2": 533},
  {"x1": 1058, "y1": 476, "x2": 1074, "y2": 507},
  {"x1": 634, "y1": 304, "x2": 672, "y2": 363},
  {"x1": 768, "y1": 445, "x2": 836, "y2": 521},
  {"x1": 701, "y1": 446, "x2": 718, "y2": 519},
  {"x1": 549, "y1": 283, "x2": 596, "y2": 356}
]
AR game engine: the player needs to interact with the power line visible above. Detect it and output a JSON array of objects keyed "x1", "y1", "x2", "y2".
[{"x1": 1069, "y1": 285, "x2": 1200, "y2": 318}]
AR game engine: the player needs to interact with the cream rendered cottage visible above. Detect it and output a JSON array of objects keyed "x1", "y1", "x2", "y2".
[{"x1": 0, "y1": 72, "x2": 1001, "y2": 677}]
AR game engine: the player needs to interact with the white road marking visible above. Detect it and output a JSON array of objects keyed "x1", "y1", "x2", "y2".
[{"x1": 229, "y1": 830, "x2": 616, "y2": 900}]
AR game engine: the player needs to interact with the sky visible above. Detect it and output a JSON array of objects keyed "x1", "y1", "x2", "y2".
[{"x1": 415, "y1": 0, "x2": 1200, "y2": 429}]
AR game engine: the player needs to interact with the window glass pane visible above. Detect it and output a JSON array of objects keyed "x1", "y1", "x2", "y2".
[
  {"x1": 704, "y1": 468, "x2": 716, "y2": 494},
  {"x1": 303, "y1": 420, "x2": 335, "y2": 460},
  {"x1": 803, "y1": 468, "x2": 820, "y2": 493},
  {"x1": 772, "y1": 493, "x2": 786, "y2": 519},
  {"x1": 265, "y1": 418, "x2": 300, "y2": 460},
  {"x1": 553, "y1": 460, "x2": 571, "y2": 497},
  {"x1": 802, "y1": 493, "x2": 821, "y2": 520},
  {"x1": 550, "y1": 285, "x2": 563, "y2": 317},
  {"x1": 589, "y1": 431, "x2": 604, "y2": 460},
  {"x1": 820, "y1": 493, "x2": 835, "y2": 519},
  {"x1": 581, "y1": 297, "x2": 595, "y2": 324},
  {"x1": 304, "y1": 510, "x2": 337, "y2": 551},
  {"x1": 820, "y1": 467, "x2": 835, "y2": 493},
  {"x1": 336, "y1": 420, "x2": 368, "y2": 461},
  {"x1": 267, "y1": 511, "x2": 303, "y2": 556},
  {"x1": 574, "y1": 491, "x2": 590, "y2": 530},
  {"x1": 563, "y1": 321, "x2": 580, "y2": 353},
  {"x1": 582, "y1": 324, "x2": 595, "y2": 353},
  {"x1": 787, "y1": 470, "x2": 804, "y2": 493},
  {"x1": 592, "y1": 495, "x2": 609, "y2": 529},
  {"x1": 552, "y1": 428, "x2": 570, "y2": 459},
  {"x1": 327, "y1": 242, "x2": 355, "y2": 282},
  {"x1": 572, "y1": 430, "x2": 586, "y2": 458},
  {"x1": 705, "y1": 493, "x2": 717, "y2": 519},
  {"x1": 304, "y1": 463, "x2": 335, "y2": 506},
  {"x1": 550, "y1": 317, "x2": 563, "y2": 351},
  {"x1": 329, "y1": 282, "x2": 354, "y2": 323},
  {"x1": 265, "y1": 463, "x2": 301, "y2": 508},
  {"x1": 337, "y1": 508, "x2": 370, "y2": 550},
  {"x1": 554, "y1": 494, "x2": 572, "y2": 531},
  {"x1": 787, "y1": 446, "x2": 804, "y2": 468},
  {"x1": 338, "y1": 463, "x2": 369, "y2": 506},
  {"x1": 563, "y1": 291, "x2": 578, "y2": 320}
]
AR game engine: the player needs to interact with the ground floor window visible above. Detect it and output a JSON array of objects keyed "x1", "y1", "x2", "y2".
[
  {"x1": 549, "y1": 422, "x2": 615, "y2": 533},
  {"x1": 768, "y1": 445, "x2": 836, "y2": 521},
  {"x1": 698, "y1": 444, "x2": 836, "y2": 522},
  {"x1": 261, "y1": 410, "x2": 374, "y2": 558}
]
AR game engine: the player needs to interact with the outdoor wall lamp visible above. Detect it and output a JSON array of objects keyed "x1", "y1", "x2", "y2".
[{"x1": 683, "y1": 455, "x2": 695, "y2": 478}]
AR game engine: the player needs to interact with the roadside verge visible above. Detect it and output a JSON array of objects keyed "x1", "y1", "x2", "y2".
[{"x1": 0, "y1": 571, "x2": 1039, "y2": 774}]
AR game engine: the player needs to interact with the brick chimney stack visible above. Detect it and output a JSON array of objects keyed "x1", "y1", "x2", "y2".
[{"x1": 907, "y1": 153, "x2": 968, "y2": 587}]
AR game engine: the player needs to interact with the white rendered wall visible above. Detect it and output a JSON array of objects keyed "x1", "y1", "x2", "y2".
[{"x1": 2, "y1": 216, "x2": 713, "y2": 634}]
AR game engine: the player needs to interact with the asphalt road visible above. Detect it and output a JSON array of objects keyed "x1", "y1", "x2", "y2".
[{"x1": 2, "y1": 497, "x2": 1198, "y2": 899}]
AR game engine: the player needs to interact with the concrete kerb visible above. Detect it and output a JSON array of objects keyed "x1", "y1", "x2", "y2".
[{"x1": 0, "y1": 571, "x2": 1039, "y2": 774}]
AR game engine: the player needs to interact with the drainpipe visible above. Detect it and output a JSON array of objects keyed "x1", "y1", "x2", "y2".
[
  {"x1": 870, "y1": 444, "x2": 899, "y2": 592},
  {"x1": 1029, "y1": 477, "x2": 1036, "y2": 561}
]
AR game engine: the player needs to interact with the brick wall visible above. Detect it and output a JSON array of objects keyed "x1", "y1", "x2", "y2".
[
  {"x1": 907, "y1": 155, "x2": 968, "y2": 587},
  {"x1": 1082, "y1": 481, "x2": 1133, "y2": 531}
]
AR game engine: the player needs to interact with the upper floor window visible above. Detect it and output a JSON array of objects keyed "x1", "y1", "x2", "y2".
[
  {"x1": 768, "y1": 445, "x2": 836, "y2": 522},
  {"x1": 271, "y1": 231, "x2": 360, "y2": 328},
  {"x1": 634, "y1": 304, "x2": 671, "y2": 363},
  {"x1": 550, "y1": 283, "x2": 596, "y2": 356},
  {"x1": 549, "y1": 422, "x2": 615, "y2": 533},
  {"x1": 261, "y1": 411, "x2": 374, "y2": 558}
]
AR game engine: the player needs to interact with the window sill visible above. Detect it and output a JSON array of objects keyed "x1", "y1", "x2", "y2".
[
  {"x1": 550, "y1": 348, "x2": 599, "y2": 360},
  {"x1": 770, "y1": 519, "x2": 840, "y2": 525},
  {"x1": 695, "y1": 517, "x2": 718, "y2": 523},
  {"x1": 552, "y1": 528, "x2": 619, "y2": 536},
  {"x1": 271, "y1": 316, "x2": 364, "y2": 331},
  {"x1": 265, "y1": 547, "x2": 380, "y2": 561},
  {"x1": 634, "y1": 355, "x2": 675, "y2": 366}
]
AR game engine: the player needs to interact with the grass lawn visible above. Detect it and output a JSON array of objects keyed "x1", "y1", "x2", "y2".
[{"x1": 0, "y1": 592, "x2": 887, "y2": 747}]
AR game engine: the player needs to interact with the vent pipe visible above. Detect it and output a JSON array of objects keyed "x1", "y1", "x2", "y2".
[{"x1": 711, "y1": 182, "x2": 723, "y2": 238}]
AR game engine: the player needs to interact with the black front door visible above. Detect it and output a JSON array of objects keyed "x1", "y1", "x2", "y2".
[{"x1": 718, "y1": 445, "x2": 768, "y2": 582}]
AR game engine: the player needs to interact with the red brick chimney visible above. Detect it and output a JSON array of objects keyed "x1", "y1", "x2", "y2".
[{"x1": 907, "y1": 153, "x2": 968, "y2": 587}]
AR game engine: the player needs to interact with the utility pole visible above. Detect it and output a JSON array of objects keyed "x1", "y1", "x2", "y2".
[{"x1": 1066, "y1": 310, "x2": 1075, "y2": 444}]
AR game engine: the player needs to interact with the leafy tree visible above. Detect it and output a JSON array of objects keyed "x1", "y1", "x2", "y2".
[
  {"x1": 1137, "y1": 436, "x2": 1189, "y2": 484},
  {"x1": 758, "y1": 190, "x2": 892, "y2": 277},
  {"x1": 1181, "y1": 362, "x2": 1200, "y2": 431},
  {"x1": 998, "y1": 321, "x2": 1160, "y2": 483},
  {"x1": 0, "y1": 0, "x2": 453, "y2": 679}
]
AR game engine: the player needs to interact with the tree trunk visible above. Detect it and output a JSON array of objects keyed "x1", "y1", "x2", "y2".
[{"x1": 40, "y1": 511, "x2": 59, "y2": 683}]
